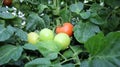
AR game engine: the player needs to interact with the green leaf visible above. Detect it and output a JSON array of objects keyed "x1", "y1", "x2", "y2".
[
  {"x1": 83, "y1": 32, "x2": 120, "y2": 67},
  {"x1": 74, "y1": 22, "x2": 100, "y2": 43},
  {"x1": 60, "y1": 7, "x2": 71, "y2": 22},
  {"x1": 102, "y1": 32, "x2": 120, "y2": 56},
  {"x1": 71, "y1": 45, "x2": 82, "y2": 54},
  {"x1": 0, "y1": 12, "x2": 16, "y2": 19},
  {"x1": 23, "y1": 43, "x2": 38, "y2": 50},
  {"x1": 51, "y1": 63, "x2": 62, "y2": 67},
  {"x1": 85, "y1": 32, "x2": 106, "y2": 56},
  {"x1": 0, "y1": 19, "x2": 5, "y2": 27},
  {"x1": 38, "y1": 4, "x2": 48, "y2": 13},
  {"x1": 0, "y1": 45, "x2": 23, "y2": 65},
  {"x1": 26, "y1": 0, "x2": 40, "y2": 5},
  {"x1": 0, "y1": 24, "x2": 4, "y2": 31},
  {"x1": 81, "y1": 58, "x2": 117, "y2": 67},
  {"x1": 26, "y1": 13, "x2": 45, "y2": 31},
  {"x1": 63, "y1": 63, "x2": 75, "y2": 67},
  {"x1": 80, "y1": 11, "x2": 91, "y2": 19},
  {"x1": 90, "y1": 12, "x2": 105, "y2": 25},
  {"x1": 47, "y1": 52, "x2": 58, "y2": 60},
  {"x1": 63, "y1": 49, "x2": 73, "y2": 58},
  {"x1": 80, "y1": 60, "x2": 89, "y2": 67},
  {"x1": 42, "y1": 14, "x2": 51, "y2": 28},
  {"x1": 11, "y1": 17, "x2": 22, "y2": 27},
  {"x1": 0, "y1": 26, "x2": 15, "y2": 41},
  {"x1": 0, "y1": 7, "x2": 8, "y2": 11},
  {"x1": 105, "y1": 0, "x2": 120, "y2": 8},
  {"x1": 104, "y1": 14, "x2": 120, "y2": 31},
  {"x1": 70, "y1": 2, "x2": 84, "y2": 14},
  {"x1": 35, "y1": 41, "x2": 61, "y2": 60},
  {"x1": 89, "y1": 3, "x2": 102, "y2": 12},
  {"x1": 15, "y1": 29, "x2": 27, "y2": 41},
  {"x1": 90, "y1": 18, "x2": 104, "y2": 25},
  {"x1": 90, "y1": 58, "x2": 116, "y2": 67},
  {"x1": 25, "y1": 58, "x2": 51, "y2": 67}
]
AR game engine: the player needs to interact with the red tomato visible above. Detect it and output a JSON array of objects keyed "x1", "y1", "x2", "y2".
[
  {"x1": 3, "y1": 0, "x2": 12, "y2": 6},
  {"x1": 56, "y1": 22, "x2": 73, "y2": 36}
]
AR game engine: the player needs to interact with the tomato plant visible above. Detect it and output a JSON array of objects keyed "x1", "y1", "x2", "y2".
[
  {"x1": 0, "y1": 0, "x2": 120, "y2": 67},
  {"x1": 56, "y1": 22, "x2": 73, "y2": 37},
  {"x1": 3, "y1": 0, "x2": 12, "y2": 6}
]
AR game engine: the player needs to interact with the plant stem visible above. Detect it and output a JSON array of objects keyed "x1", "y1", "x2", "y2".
[
  {"x1": 26, "y1": 56, "x2": 31, "y2": 61},
  {"x1": 70, "y1": 46, "x2": 81, "y2": 65},
  {"x1": 60, "y1": 58, "x2": 75, "y2": 64},
  {"x1": 58, "y1": 52, "x2": 67, "y2": 60}
]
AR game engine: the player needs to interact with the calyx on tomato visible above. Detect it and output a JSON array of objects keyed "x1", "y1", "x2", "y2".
[{"x1": 56, "y1": 22, "x2": 73, "y2": 37}]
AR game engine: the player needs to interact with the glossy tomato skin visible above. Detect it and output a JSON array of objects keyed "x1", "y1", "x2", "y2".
[
  {"x1": 54, "y1": 33, "x2": 70, "y2": 50},
  {"x1": 28, "y1": 32, "x2": 39, "y2": 44},
  {"x1": 56, "y1": 22, "x2": 73, "y2": 37},
  {"x1": 3, "y1": 0, "x2": 12, "y2": 6},
  {"x1": 39, "y1": 28, "x2": 54, "y2": 41}
]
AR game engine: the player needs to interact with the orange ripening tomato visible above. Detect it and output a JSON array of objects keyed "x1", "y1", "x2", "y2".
[{"x1": 56, "y1": 22, "x2": 73, "y2": 37}]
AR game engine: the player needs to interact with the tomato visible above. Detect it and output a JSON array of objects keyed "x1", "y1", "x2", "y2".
[
  {"x1": 39, "y1": 28, "x2": 54, "y2": 41},
  {"x1": 56, "y1": 22, "x2": 73, "y2": 37},
  {"x1": 28, "y1": 32, "x2": 39, "y2": 44},
  {"x1": 54, "y1": 33, "x2": 70, "y2": 50},
  {"x1": 3, "y1": 0, "x2": 12, "y2": 6}
]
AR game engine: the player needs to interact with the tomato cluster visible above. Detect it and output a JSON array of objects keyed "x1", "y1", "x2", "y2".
[{"x1": 28, "y1": 22, "x2": 73, "y2": 50}]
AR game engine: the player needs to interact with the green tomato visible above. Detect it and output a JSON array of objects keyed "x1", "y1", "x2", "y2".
[
  {"x1": 28, "y1": 32, "x2": 39, "y2": 44},
  {"x1": 39, "y1": 28, "x2": 54, "y2": 41},
  {"x1": 54, "y1": 33, "x2": 70, "y2": 50}
]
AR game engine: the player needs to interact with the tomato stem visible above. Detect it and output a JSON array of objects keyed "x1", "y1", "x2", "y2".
[
  {"x1": 58, "y1": 52, "x2": 67, "y2": 60},
  {"x1": 60, "y1": 58, "x2": 75, "y2": 64},
  {"x1": 70, "y1": 46, "x2": 81, "y2": 65}
]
